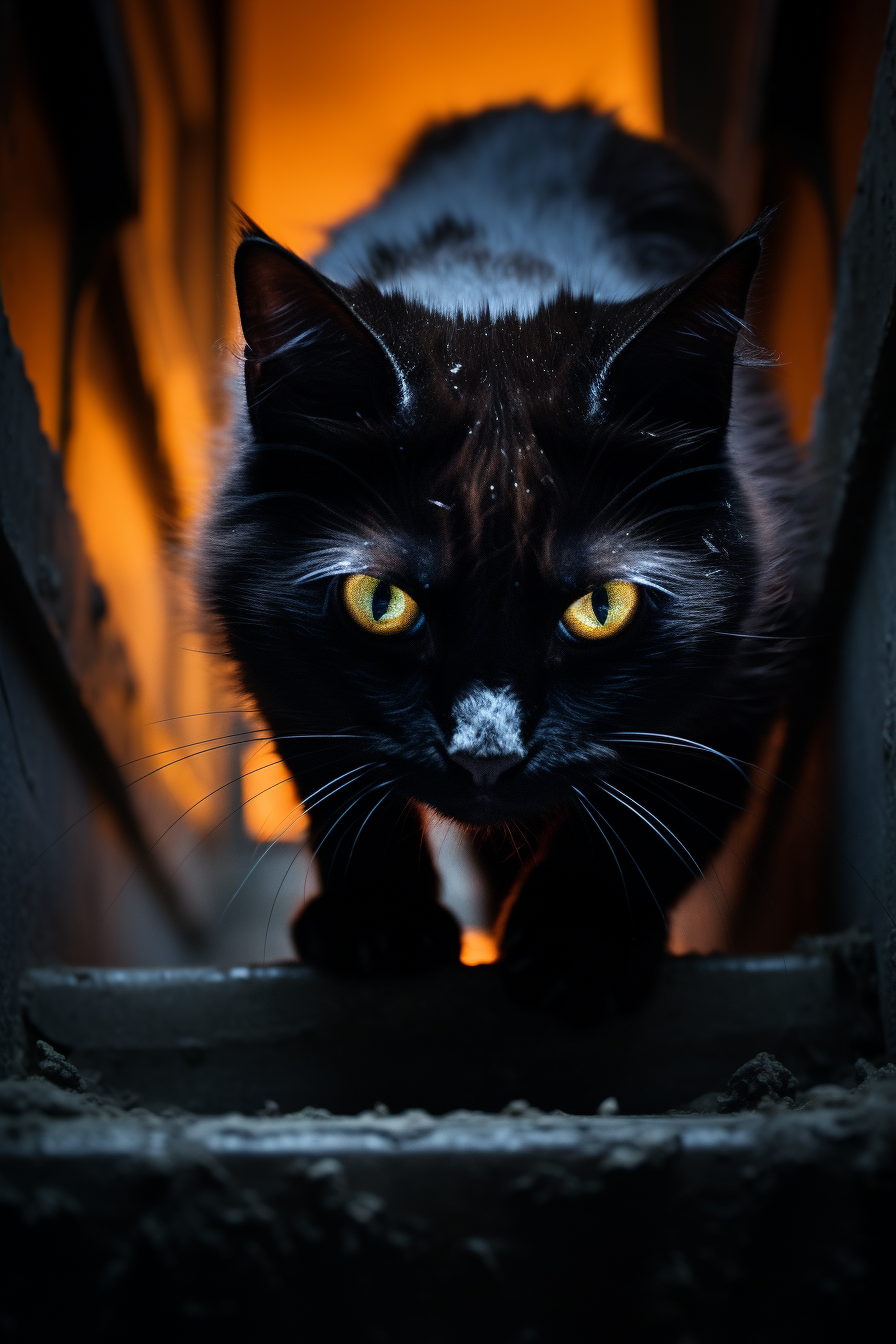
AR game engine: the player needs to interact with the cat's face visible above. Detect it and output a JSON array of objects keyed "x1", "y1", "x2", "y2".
[{"x1": 208, "y1": 225, "x2": 762, "y2": 826}]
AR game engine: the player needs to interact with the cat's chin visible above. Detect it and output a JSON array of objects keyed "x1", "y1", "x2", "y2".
[
  {"x1": 415, "y1": 781, "x2": 561, "y2": 828},
  {"x1": 432, "y1": 800, "x2": 523, "y2": 827}
]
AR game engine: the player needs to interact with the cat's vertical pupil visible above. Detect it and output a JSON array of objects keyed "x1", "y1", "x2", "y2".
[
  {"x1": 592, "y1": 587, "x2": 610, "y2": 625},
  {"x1": 372, "y1": 581, "x2": 393, "y2": 622}
]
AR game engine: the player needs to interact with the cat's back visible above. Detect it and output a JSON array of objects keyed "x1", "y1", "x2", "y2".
[{"x1": 319, "y1": 103, "x2": 726, "y2": 314}]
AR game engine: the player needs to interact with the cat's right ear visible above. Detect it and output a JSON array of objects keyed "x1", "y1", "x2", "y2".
[
  {"x1": 593, "y1": 227, "x2": 764, "y2": 435},
  {"x1": 234, "y1": 226, "x2": 406, "y2": 437}
]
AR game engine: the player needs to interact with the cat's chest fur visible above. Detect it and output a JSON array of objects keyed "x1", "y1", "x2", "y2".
[{"x1": 205, "y1": 103, "x2": 810, "y2": 1016}]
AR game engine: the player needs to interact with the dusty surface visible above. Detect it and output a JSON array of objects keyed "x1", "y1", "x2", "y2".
[
  {"x1": 2, "y1": 1056, "x2": 895, "y2": 1341},
  {"x1": 3, "y1": 931, "x2": 892, "y2": 1339}
]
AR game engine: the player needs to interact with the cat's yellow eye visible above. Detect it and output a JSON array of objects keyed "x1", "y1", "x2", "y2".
[
  {"x1": 561, "y1": 580, "x2": 639, "y2": 641},
  {"x1": 342, "y1": 573, "x2": 421, "y2": 635}
]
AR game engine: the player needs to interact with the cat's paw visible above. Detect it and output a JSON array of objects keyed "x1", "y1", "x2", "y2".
[{"x1": 292, "y1": 894, "x2": 461, "y2": 975}]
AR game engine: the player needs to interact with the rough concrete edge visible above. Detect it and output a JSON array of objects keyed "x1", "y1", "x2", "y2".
[{"x1": 2, "y1": 1062, "x2": 896, "y2": 1144}]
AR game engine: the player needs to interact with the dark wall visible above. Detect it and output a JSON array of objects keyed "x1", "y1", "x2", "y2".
[
  {"x1": 0, "y1": 302, "x2": 186, "y2": 1075},
  {"x1": 813, "y1": 6, "x2": 896, "y2": 1051}
]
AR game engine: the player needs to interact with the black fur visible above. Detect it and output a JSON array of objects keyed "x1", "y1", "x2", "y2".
[{"x1": 205, "y1": 105, "x2": 811, "y2": 1017}]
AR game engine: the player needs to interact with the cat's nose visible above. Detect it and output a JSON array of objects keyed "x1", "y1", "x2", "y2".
[{"x1": 449, "y1": 751, "x2": 526, "y2": 788}]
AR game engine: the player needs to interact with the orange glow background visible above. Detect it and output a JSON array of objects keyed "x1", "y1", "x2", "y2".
[{"x1": 228, "y1": 0, "x2": 661, "y2": 266}]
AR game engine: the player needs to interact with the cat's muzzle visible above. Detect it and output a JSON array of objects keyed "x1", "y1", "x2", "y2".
[{"x1": 448, "y1": 750, "x2": 526, "y2": 789}]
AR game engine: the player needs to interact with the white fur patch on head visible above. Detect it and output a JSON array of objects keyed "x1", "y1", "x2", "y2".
[{"x1": 448, "y1": 684, "x2": 525, "y2": 758}]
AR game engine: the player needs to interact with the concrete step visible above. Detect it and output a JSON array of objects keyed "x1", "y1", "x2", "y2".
[
  {"x1": 1, "y1": 931, "x2": 892, "y2": 1339},
  {"x1": 16, "y1": 934, "x2": 884, "y2": 1115}
]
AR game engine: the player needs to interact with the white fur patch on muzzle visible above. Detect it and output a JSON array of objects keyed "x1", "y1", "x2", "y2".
[{"x1": 448, "y1": 684, "x2": 525, "y2": 759}]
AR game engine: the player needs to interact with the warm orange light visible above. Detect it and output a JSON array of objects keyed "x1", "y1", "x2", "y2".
[
  {"x1": 241, "y1": 737, "x2": 307, "y2": 844},
  {"x1": 763, "y1": 174, "x2": 834, "y2": 446},
  {"x1": 66, "y1": 280, "x2": 169, "y2": 713},
  {"x1": 229, "y1": 0, "x2": 662, "y2": 284},
  {"x1": 460, "y1": 927, "x2": 500, "y2": 966},
  {"x1": 0, "y1": 59, "x2": 69, "y2": 448},
  {"x1": 666, "y1": 717, "x2": 788, "y2": 955}
]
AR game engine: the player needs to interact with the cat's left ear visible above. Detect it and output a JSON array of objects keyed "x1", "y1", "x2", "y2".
[
  {"x1": 234, "y1": 221, "x2": 407, "y2": 437},
  {"x1": 596, "y1": 226, "x2": 764, "y2": 433}
]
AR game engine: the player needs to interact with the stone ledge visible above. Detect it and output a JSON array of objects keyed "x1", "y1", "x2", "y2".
[
  {"x1": 18, "y1": 936, "x2": 883, "y2": 1115},
  {"x1": 1, "y1": 1076, "x2": 895, "y2": 1340},
  {"x1": 4, "y1": 935, "x2": 890, "y2": 1338}
]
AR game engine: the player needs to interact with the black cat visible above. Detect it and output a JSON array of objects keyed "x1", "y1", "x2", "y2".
[{"x1": 205, "y1": 104, "x2": 811, "y2": 1018}]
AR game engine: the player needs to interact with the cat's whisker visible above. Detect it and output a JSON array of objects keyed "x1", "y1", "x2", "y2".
[
  {"x1": 598, "y1": 779, "x2": 704, "y2": 882},
  {"x1": 344, "y1": 779, "x2": 403, "y2": 876},
  {"x1": 613, "y1": 749, "x2": 895, "y2": 939},
  {"x1": 120, "y1": 738, "x2": 280, "y2": 791},
  {"x1": 90, "y1": 751, "x2": 322, "y2": 921},
  {"x1": 120, "y1": 742, "x2": 305, "y2": 816},
  {"x1": 249, "y1": 441, "x2": 401, "y2": 520},
  {"x1": 603, "y1": 733, "x2": 751, "y2": 782},
  {"x1": 95, "y1": 794, "x2": 293, "y2": 929},
  {"x1": 613, "y1": 760, "x2": 783, "y2": 939},
  {"x1": 263, "y1": 843, "x2": 305, "y2": 965},
  {"x1": 572, "y1": 786, "x2": 665, "y2": 926},
  {"x1": 276, "y1": 732, "x2": 376, "y2": 746},
  {"x1": 216, "y1": 764, "x2": 382, "y2": 925},
  {"x1": 259, "y1": 781, "x2": 388, "y2": 963},
  {"x1": 616, "y1": 737, "x2": 797, "y2": 797},
  {"x1": 503, "y1": 820, "x2": 536, "y2": 865},
  {"x1": 26, "y1": 804, "x2": 104, "y2": 872},
  {"x1": 610, "y1": 461, "x2": 726, "y2": 513},
  {"x1": 119, "y1": 730, "x2": 374, "y2": 783},
  {"x1": 148, "y1": 710, "x2": 259, "y2": 725},
  {"x1": 120, "y1": 732, "x2": 276, "y2": 771},
  {"x1": 253, "y1": 768, "x2": 387, "y2": 967},
  {"x1": 104, "y1": 757, "x2": 376, "y2": 927},
  {"x1": 282, "y1": 761, "x2": 382, "y2": 822},
  {"x1": 27, "y1": 734, "x2": 281, "y2": 870},
  {"x1": 707, "y1": 630, "x2": 819, "y2": 641},
  {"x1": 307, "y1": 774, "x2": 396, "y2": 870},
  {"x1": 503, "y1": 822, "x2": 526, "y2": 864},
  {"x1": 159, "y1": 737, "x2": 373, "y2": 886},
  {"x1": 571, "y1": 788, "x2": 630, "y2": 917},
  {"x1": 630, "y1": 500, "x2": 728, "y2": 527},
  {"x1": 613, "y1": 764, "x2": 749, "y2": 897},
  {"x1": 328, "y1": 781, "x2": 398, "y2": 866},
  {"x1": 618, "y1": 759, "x2": 754, "y2": 813},
  {"x1": 173, "y1": 754, "x2": 370, "y2": 891},
  {"x1": 586, "y1": 433, "x2": 699, "y2": 517}
]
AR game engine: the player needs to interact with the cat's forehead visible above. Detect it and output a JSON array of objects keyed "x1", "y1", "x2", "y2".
[
  {"x1": 380, "y1": 288, "x2": 605, "y2": 399},
  {"x1": 347, "y1": 498, "x2": 668, "y2": 593}
]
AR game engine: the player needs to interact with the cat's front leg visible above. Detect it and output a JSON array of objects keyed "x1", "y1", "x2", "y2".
[
  {"x1": 498, "y1": 807, "x2": 668, "y2": 1021},
  {"x1": 292, "y1": 776, "x2": 460, "y2": 974}
]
